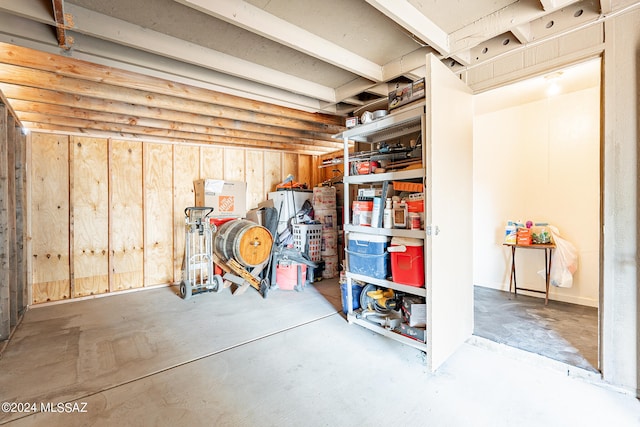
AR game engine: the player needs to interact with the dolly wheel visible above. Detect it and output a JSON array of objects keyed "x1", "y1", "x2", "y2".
[
  {"x1": 212, "y1": 274, "x2": 224, "y2": 293},
  {"x1": 179, "y1": 280, "x2": 192, "y2": 300}
]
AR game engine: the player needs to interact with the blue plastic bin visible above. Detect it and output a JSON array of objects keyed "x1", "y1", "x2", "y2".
[
  {"x1": 347, "y1": 233, "x2": 390, "y2": 255},
  {"x1": 340, "y1": 282, "x2": 363, "y2": 314},
  {"x1": 345, "y1": 250, "x2": 390, "y2": 279}
]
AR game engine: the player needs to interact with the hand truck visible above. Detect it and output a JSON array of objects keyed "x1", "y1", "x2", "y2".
[{"x1": 179, "y1": 207, "x2": 224, "y2": 299}]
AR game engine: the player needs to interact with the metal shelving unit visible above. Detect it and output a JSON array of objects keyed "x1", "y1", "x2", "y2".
[
  {"x1": 332, "y1": 54, "x2": 474, "y2": 372},
  {"x1": 335, "y1": 100, "x2": 428, "y2": 352}
]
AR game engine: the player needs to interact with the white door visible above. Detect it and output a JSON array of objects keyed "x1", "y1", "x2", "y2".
[{"x1": 424, "y1": 54, "x2": 474, "y2": 371}]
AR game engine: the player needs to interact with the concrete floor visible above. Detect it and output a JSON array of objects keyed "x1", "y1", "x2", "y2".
[
  {"x1": 474, "y1": 286, "x2": 598, "y2": 371},
  {"x1": 0, "y1": 279, "x2": 638, "y2": 426}
]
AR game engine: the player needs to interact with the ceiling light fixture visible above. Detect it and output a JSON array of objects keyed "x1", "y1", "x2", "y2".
[{"x1": 545, "y1": 71, "x2": 563, "y2": 96}]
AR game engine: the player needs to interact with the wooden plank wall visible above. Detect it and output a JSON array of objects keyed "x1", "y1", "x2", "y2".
[
  {"x1": 1, "y1": 101, "x2": 28, "y2": 339},
  {"x1": 0, "y1": 103, "x2": 9, "y2": 338},
  {"x1": 28, "y1": 132, "x2": 319, "y2": 303}
]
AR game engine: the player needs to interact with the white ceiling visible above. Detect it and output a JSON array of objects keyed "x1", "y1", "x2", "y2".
[
  {"x1": 0, "y1": 0, "x2": 633, "y2": 115},
  {"x1": 474, "y1": 57, "x2": 602, "y2": 115}
]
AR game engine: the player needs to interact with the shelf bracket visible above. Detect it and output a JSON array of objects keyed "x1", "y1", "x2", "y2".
[{"x1": 426, "y1": 225, "x2": 440, "y2": 236}]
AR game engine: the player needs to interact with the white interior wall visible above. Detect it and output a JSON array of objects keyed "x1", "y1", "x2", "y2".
[{"x1": 473, "y1": 63, "x2": 600, "y2": 307}]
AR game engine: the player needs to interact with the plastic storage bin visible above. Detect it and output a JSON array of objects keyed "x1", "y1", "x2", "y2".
[
  {"x1": 389, "y1": 237, "x2": 424, "y2": 287},
  {"x1": 346, "y1": 233, "x2": 390, "y2": 279},
  {"x1": 347, "y1": 233, "x2": 389, "y2": 254},
  {"x1": 340, "y1": 282, "x2": 364, "y2": 314}
]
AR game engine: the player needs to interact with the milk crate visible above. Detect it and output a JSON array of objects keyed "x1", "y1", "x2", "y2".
[{"x1": 292, "y1": 223, "x2": 322, "y2": 261}]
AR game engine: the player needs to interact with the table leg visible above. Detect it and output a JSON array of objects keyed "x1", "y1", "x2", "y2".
[
  {"x1": 544, "y1": 248, "x2": 552, "y2": 305},
  {"x1": 509, "y1": 246, "x2": 517, "y2": 295}
]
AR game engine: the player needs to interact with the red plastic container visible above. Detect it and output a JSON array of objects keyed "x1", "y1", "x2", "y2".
[
  {"x1": 276, "y1": 262, "x2": 307, "y2": 291},
  {"x1": 389, "y1": 237, "x2": 424, "y2": 287}
]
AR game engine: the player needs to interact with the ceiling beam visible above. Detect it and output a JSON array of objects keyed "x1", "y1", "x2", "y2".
[
  {"x1": 539, "y1": 0, "x2": 580, "y2": 10},
  {"x1": 599, "y1": 0, "x2": 613, "y2": 14},
  {"x1": 66, "y1": 3, "x2": 337, "y2": 102},
  {"x1": 0, "y1": 42, "x2": 343, "y2": 127},
  {"x1": 0, "y1": 84, "x2": 340, "y2": 144},
  {"x1": 365, "y1": 0, "x2": 450, "y2": 56},
  {"x1": 51, "y1": 0, "x2": 72, "y2": 50},
  {"x1": 24, "y1": 123, "x2": 331, "y2": 155},
  {"x1": 175, "y1": 0, "x2": 384, "y2": 82},
  {"x1": 0, "y1": 63, "x2": 342, "y2": 134},
  {"x1": 511, "y1": 23, "x2": 534, "y2": 44},
  {"x1": 447, "y1": 0, "x2": 583, "y2": 55},
  {"x1": 0, "y1": 1, "x2": 339, "y2": 103}
]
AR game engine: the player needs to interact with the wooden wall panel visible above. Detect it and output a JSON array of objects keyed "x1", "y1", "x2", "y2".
[
  {"x1": 223, "y1": 148, "x2": 245, "y2": 182},
  {"x1": 297, "y1": 154, "x2": 314, "y2": 189},
  {"x1": 0, "y1": 104, "x2": 8, "y2": 337},
  {"x1": 6, "y1": 116, "x2": 17, "y2": 325},
  {"x1": 30, "y1": 133, "x2": 70, "y2": 303},
  {"x1": 200, "y1": 146, "x2": 224, "y2": 179},
  {"x1": 110, "y1": 139, "x2": 144, "y2": 291},
  {"x1": 246, "y1": 150, "x2": 264, "y2": 209},
  {"x1": 264, "y1": 151, "x2": 282, "y2": 194},
  {"x1": 144, "y1": 143, "x2": 174, "y2": 286},
  {"x1": 173, "y1": 145, "x2": 200, "y2": 282},
  {"x1": 282, "y1": 152, "x2": 298, "y2": 182},
  {"x1": 25, "y1": 130, "x2": 320, "y2": 303},
  {"x1": 71, "y1": 137, "x2": 109, "y2": 297},
  {"x1": 15, "y1": 125, "x2": 27, "y2": 312}
]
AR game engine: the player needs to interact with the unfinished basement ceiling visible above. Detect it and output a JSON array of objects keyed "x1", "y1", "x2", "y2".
[{"x1": 0, "y1": 0, "x2": 633, "y2": 153}]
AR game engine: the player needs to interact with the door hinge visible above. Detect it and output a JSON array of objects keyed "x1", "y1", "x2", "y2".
[{"x1": 426, "y1": 225, "x2": 440, "y2": 236}]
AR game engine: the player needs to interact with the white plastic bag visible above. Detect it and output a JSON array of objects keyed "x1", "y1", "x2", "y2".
[{"x1": 545, "y1": 225, "x2": 578, "y2": 288}]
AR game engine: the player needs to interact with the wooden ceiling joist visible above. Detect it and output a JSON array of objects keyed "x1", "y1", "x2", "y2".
[
  {"x1": 0, "y1": 85, "x2": 341, "y2": 148},
  {"x1": 0, "y1": 62, "x2": 340, "y2": 134},
  {"x1": 22, "y1": 119, "x2": 331, "y2": 156},
  {"x1": 51, "y1": 0, "x2": 73, "y2": 50},
  {"x1": 0, "y1": 43, "x2": 342, "y2": 127},
  {"x1": 0, "y1": 42, "x2": 345, "y2": 155},
  {"x1": 0, "y1": 43, "x2": 344, "y2": 155}
]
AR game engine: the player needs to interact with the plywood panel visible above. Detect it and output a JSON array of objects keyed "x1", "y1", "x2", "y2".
[
  {"x1": 224, "y1": 148, "x2": 245, "y2": 182},
  {"x1": 200, "y1": 146, "x2": 224, "y2": 180},
  {"x1": 282, "y1": 152, "x2": 297, "y2": 181},
  {"x1": 30, "y1": 133, "x2": 70, "y2": 303},
  {"x1": 264, "y1": 151, "x2": 282, "y2": 193},
  {"x1": 0, "y1": 104, "x2": 8, "y2": 337},
  {"x1": 297, "y1": 154, "x2": 313, "y2": 189},
  {"x1": 6, "y1": 117, "x2": 17, "y2": 325},
  {"x1": 144, "y1": 143, "x2": 174, "y2": 286},
  {"x1": 15, "y1": 124, "x2": 27, "y2": 312},
  {"x1": 246, "y1": 150, "x2": 264, "y2": 209},
  {"x1": 173, "y1": 145, "x2": 200, "y2": 282},
  {"x1": 71, "y1": 137, "x2": 109, "y2": 297},
  {"x1": 110, "y1": 139, "x2": 144, "y2": 291}
]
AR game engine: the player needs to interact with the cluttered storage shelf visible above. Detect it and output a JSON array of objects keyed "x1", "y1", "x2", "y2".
[{"x1": 333, "y1": 54, "x2": 474, "y2": 371}]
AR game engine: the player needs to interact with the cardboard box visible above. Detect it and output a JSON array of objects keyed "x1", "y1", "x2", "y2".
[
  {"x1": 194, "y1": 179, "x2": 247, "y2": 217},
  {"x1": 399, "y1": 323, "x2": 426, "y2": 342},
  {"x1": 402, "y1": 296, "x2": 426, "y2": 327},
  {"x1": 388, "y1": 78, "x2": 425, "y2": 111}
]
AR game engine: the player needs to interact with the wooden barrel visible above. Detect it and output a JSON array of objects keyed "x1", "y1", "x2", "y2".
[{"x1": 214, "y1": 219, "x2": 273, "y2": 267}]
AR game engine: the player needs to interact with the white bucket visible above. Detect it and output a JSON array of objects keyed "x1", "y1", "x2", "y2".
[
  {"x1": 321, "y1": 229, "x2": 338, "y2": 256},
  {"x1": 314, "y1": 209, "x2": 338, "y2": 231},
  {"x1": 313, "y1": 186, "x2": 336, "y2": 210},
  {"x1": 322, "y1": 254, "x2": 339, "y2": 279}
]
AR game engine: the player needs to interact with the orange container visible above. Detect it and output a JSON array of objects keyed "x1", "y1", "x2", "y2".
[
  {"x1": 407, "y1": 200, "x2": 424, "y2": 212},
  {"x1": 516, "y1": 228, "x2": 531, "y2": 245},
  {"x1": 392, "y1": 181, "x2": 424, "y2": 192}
]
